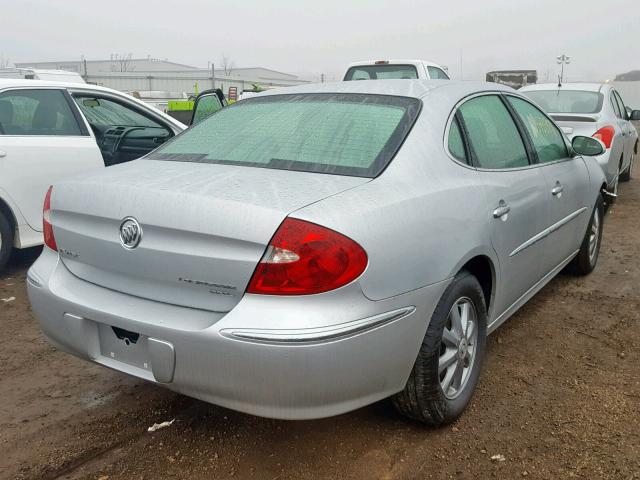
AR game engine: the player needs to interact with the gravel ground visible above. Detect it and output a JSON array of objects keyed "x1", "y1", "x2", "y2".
[{"x1": 1, "y1": 179, "x2": 639, "y2": 480}]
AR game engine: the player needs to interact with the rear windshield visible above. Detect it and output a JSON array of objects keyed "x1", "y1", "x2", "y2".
[
  {"x1": 148, "y1": 93, "x2": 421, "y2": 178},
  {"x1": 522, "y1": 90, "x2": 604, "y2": 114},
  {"x1": 343, "y1": 65, "x2": 419, "y2": 81}
]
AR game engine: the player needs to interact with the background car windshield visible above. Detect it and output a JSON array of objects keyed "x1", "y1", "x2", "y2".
[
  {"x1": 522, "y1": 90, "x2": 603, "y2": 114},
  {"x1": 343, "y1": 65, "x2": 419, "y2": 80},
  {"x1": 148, "y1": 93, "x2": 421, "y2": 177},
  {"x1": 75, "y1": 97, "x2": 161, "y2": 127}
]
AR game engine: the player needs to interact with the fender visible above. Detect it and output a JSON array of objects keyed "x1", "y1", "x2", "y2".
[
  {"x1": 0, "y1": 186, "x2": 30, "y2": 247},
  {"x1": 0, "y1": 186, "x2": 24, "y2": 227}
]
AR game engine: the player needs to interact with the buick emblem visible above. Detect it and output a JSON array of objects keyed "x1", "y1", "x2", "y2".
[{"x1": 119, "y1": 217, "x2": 143, "y2": 250}]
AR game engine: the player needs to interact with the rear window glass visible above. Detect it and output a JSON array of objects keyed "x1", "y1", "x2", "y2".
[
  {"x1": 522, "y1": 90, "x2": 604, "y2": 114},
  {"x1": 148, "y1": 93, "x2": 421, "y2": 178},
  {"x1": 344, "y1": 65, "x2": 419, "y2": 81}
]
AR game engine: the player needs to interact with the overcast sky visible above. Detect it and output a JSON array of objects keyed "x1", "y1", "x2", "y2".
[{"x1": 2, "y1": 0, "x2": 638, "y2": 82}]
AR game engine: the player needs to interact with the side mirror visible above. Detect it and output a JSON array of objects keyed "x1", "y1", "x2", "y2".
[
  {"x1": 572, "y1": 136, "x2": 605, "y2": 157},
  {"x1": 630, "y1": 110, "x2": 640, "y2": 121}
]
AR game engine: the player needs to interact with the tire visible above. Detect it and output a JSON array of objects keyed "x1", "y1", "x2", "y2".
[
  {"x1": 620, "y1": 152, "x2": 633, "y2": 182},
  {"x1": 392, "y1": 270, "x2": 487, "y2": 425},
  {"x1": 0, "y1": 211, "x2": 13, "y2": 271},
  {"x1": 568, "y1": 195, "x2": 604, "y2": 275}
]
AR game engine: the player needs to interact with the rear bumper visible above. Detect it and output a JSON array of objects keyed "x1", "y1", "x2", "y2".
[
  {"x1": 594, "y1": 150, "x2": 615, "y2": 186},
  {"x1": 27, "y1": 248, "x2": 448, "y2": 420}
]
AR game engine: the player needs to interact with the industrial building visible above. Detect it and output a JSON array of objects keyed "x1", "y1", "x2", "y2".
[{"x1": 14, "y1": 57, "x2": 311, "y2": 97}]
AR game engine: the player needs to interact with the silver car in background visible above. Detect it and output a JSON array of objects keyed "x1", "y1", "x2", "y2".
[
  {"x1": 28, "y1": 80, "x2": 607, "y2": 425},
  {"x1": 521, "y1": 83, "x2": 640, "y2": 194}
]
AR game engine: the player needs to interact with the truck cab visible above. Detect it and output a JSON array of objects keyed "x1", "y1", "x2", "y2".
[{"x1": 343, "y1": 59, "x2": 450, "y2": 81}]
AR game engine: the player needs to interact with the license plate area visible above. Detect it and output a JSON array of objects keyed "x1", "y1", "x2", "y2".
[{"x1": 98, "y1": 323, "x2": 151, "y2": 372}]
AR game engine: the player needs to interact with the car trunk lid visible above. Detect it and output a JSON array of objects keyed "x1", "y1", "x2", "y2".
[
  {"x1": 549, "y1": 113, "x2": 601, "y2": 139},
  {"x1": 51, "y1": 160, "x2": 369, "y2": 312}
]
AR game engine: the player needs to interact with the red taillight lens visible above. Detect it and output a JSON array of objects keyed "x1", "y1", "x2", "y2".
[
  {"x1": 592, "y1": 125, "x2": 615, "y2": 149},
  {"x1": 247, "y1": 218, "x2": 368, "y2": 295},
  {"x1": 43, "y1": 185, "x2": 57, "y2": 251}
]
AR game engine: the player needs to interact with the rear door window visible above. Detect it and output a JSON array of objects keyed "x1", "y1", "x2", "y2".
[
  {"x1": 0, "y1": 89, "x2": 82, "y2": 136},
  {"x1": 613, "y1": 91, "x2": 627, "y2": 119},
  {"x1": 343, "y1": 65, "x2": 419, "y2": 81},
  {"x1": 507, "y1": 96, "x2": 569, "y2": 163},
  {"x1": 149, "y1": 93, "x2": 421, "y2": 178},
  {"x1": 610, "y1": 93, "x2": 623, "y2": 118},
  {"x1": 458, "y1": 95, "x2": 529, "y2": 169}
]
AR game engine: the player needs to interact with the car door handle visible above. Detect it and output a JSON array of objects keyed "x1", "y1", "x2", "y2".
[
  {"x1": 552, "y1": 184, "x2": 564, "y2": 196},
  {"x1": 0, "y1": 150, "x2": 6, "y2": 158},
  {"x1": 493, "y1": 203, "x2": 511, "y2": 219}
]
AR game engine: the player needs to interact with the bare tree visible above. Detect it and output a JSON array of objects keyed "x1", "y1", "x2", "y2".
[
  {"x1": 110, "y1": 53, "x2": 135, "y2": 72},
  {"x1": 0, "y1": 53, "x2": 11, "y2": 68},
  {"x1": 221, "y1": 54, "x2": 234, "y2": 76}
]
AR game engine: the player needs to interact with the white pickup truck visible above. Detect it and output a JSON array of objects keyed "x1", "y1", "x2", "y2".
[{"x1": 343, "y1": 59, "x2": 450, "y2": 81}]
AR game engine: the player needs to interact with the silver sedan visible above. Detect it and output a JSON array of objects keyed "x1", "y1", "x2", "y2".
[
  {"x1": 521, "y1": 83, "x2": 640, "y2": 195},
  {"x1": 28, "y1": 80, "x2": 606, "y2": 425}
]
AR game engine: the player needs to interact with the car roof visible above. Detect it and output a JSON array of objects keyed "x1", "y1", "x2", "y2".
[
  {"x1": 257, "y1": 79, "x2": 515, "y2": 100},
  {"x1": 0, "y1": 78, "x2": 120, "y2": 93},
  {"x1": 520, "y1": 82, "x2": 608, "y2": 93},
  {"x1": 346, "y1": 59, "x2": 444, "y2": 68}
]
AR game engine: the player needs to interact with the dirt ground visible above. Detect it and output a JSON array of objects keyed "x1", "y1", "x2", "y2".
[{"x1": 1, "y1": 181, "x2": 639, "y2": 480}]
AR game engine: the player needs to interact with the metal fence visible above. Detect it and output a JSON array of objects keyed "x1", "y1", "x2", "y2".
[{"x1": 86, "y1": 72, "x2": 307, "y2": 96}]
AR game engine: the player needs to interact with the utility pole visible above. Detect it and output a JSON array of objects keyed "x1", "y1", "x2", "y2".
[
  {"x1": 557, "y1": 54, "x2": 570, "y2": 85},
  {"x1": 211, "y1": 62, "x2": 215, "y2": 89}
]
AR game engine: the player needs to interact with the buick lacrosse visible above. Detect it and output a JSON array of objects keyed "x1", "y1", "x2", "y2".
[{"x1": 28, "y1": 80, "x2": 606, "y2": 424}]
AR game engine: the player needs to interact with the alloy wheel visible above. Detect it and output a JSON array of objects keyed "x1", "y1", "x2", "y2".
[{"x1": 439, "y1": 297, "x2": 479, "y2": 399}]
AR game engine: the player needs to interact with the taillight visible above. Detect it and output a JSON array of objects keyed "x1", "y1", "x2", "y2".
[
  {"x1": 592, "y1": 125, "x2": 615, "y2": 149},
  {"x1": 247, "y1": 218, "x2": 368, "y2": 295},
  {"x1": 43, "y1": 185, "x2": 57, "y2": 251}
]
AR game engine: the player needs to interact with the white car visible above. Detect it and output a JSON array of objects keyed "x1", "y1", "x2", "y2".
[
  {"x1": 0, "y1": 68, "x2": 86, "y2": 83},
  {"x1": 521, "y1": 83, "x2": 639, "y2": 194},
  {"x1": 0, "y1": 79, "x2": 186, "y2": 269},
  {"x1": 343, "y1": 59, "x2": 450, "y2": 81}
]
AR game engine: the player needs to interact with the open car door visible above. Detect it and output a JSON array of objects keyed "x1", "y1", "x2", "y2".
[{"x1": 191, "y1": 89, "x2": 227, "y2": 126}]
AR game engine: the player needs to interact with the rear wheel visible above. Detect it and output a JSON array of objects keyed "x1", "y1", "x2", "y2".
[
  {"x1": 0, "y1": 212, "x2": 13, "y2": 271},
  {"x1": 569, "y1": 195, "x2": 603, "y2": 275},
  {"x1": 392, "y1": 271, "x2": 487, "y2": 425}
]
